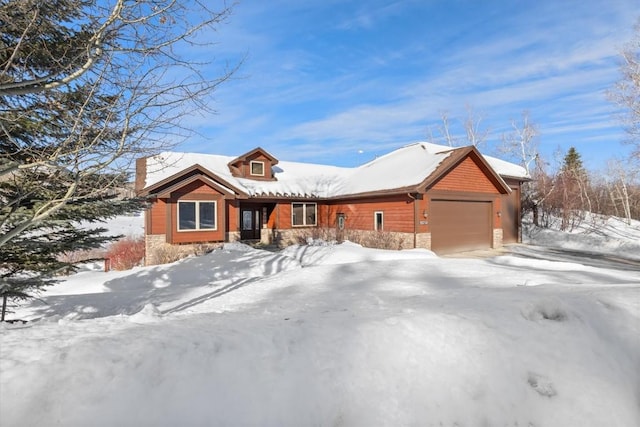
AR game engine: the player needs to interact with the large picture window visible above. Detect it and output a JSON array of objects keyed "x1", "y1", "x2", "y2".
[
  {"x1": 292, "y1": 202, "x2": 317, "y2": 226},
  {"x1": 178, "y1": 201, "x2": 217, "y2": 231}
]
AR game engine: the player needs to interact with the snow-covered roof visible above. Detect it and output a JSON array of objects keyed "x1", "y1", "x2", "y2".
[
  {"x1": 413, "y1": 142, "x2": 529, "y2": 179},
  {"x1": 142, "y1": 142, "x2": 529, "y2": 198}
]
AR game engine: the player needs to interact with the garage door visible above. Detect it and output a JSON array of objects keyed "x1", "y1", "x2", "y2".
[{"x1": 431, "y1": 200, "x2": 492, "y2": 254}]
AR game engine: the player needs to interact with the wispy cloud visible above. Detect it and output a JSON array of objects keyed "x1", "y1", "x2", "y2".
[{"x1": 180, "y1": 0, "x2": 638, "y2": 170}]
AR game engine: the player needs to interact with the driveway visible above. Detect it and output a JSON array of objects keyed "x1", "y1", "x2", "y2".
[
  {"x1": 505, "y1": 244, "x2": 640, "y2": 272},
  {"x1": 441, "y1": 244, "x2": 640, "y2": 272}
]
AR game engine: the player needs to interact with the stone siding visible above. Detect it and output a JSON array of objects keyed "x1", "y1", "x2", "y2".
[
  {"x1": 492, "y1": 228, "x2": 503, "y2": 248},
  {"x1": 144, "y1": 234, "x2": 167, "y2": 266},
  {"x1": 144, "y1": 234, "x2": 221, "y2": 266},
  {"x1": 269, "y1": 227, "x2": 416, "y2": 250},
  {"x1": 415, "y1": 232, "x2": 432, "y2": 250},
  {"x1": 226, "y1": 231, "x2": 241, "y2": 242}
]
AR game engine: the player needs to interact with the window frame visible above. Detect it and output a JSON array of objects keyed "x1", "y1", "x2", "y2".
[
  {"x1": 177, "y1": 200, "x2": 217, "y2": 232},
  {"x1": 250, "y1": 160, "x2": 265, "y2": 176},
  {"x1": 374, "y1": 211, "x2": 384, "y2": 231},
  {"x1": 291, "y1": 202, "x2": 318, "y2": 227}
]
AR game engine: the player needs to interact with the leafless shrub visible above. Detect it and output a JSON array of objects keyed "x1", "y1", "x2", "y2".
[
  {"x1": 105, "y1": 236, "x2": 145, "y2": 270},
  {"x1": 345, "y1": 230, "x2": 405, "y2": 250},
  {"x1": 149, "y1": 244, "x2": 186, "y2": 265},
  {"x1": 192, "y1": 243, "x2": 221, "y2": 256},
  {"x1": 292, "y1": 228, "x2": 337, "y2": 245},
  {"x1": 58, "y1": 247, "x2": 107, "y2": 264}
]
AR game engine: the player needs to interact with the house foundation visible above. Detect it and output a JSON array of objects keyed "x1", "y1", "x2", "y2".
[
  {"x1": 492, "y1": 228, "x2": 503, "y2": 248},
  {"x1": 415, "y1": 232, "x2": 432, "y2": 250}
]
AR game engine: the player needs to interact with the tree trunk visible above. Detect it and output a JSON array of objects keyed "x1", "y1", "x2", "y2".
[{"x1": 1, "y1": 294, "x2": 7, "y2": 322}]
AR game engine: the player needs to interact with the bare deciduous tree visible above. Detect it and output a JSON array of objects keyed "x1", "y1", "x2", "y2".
[
  {"x1": 609, "y1": 18, "x2": 640, "y2": 163},
  {"x1": 500, "y1": 111, "x2": 539, "y2": 176},
  {"x1": 0, "y1": 0, "x2": 239, "y2": 246},
  {"x1": 604, "y1": 158, "x2": 636, "y2": 224},
  {"x1": 435, "y1": 110, "x2": 458, "y2": 147},
  {"x1": 462, "y1": 104, "x2": 490, "y2": 148},
  {"x1": 429, "y1": 106, "x2": 490, "y2": 148},
  {"x1": 499, "y1": 111, "x2": 544, "y2": 224}
]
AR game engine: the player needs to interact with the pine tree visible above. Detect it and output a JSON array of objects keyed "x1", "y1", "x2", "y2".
[
  {"x1": 0, "y1": 81, "x2": 146, "y2": 320},
  {"x1": 0, "y1": 0, "x2": 235, "y2": 319},
  {"x1": 0, "y1": 8, "x2": 130, "y2": 320},
  {"x1": 0, "y1": 192, "x2": 144, "y2": 321},
  {"x1": 554, "y1": 147, "x2": 591, "y2": 230},
  {"x1": 0, "y1": 78, "x2": 148, "y2": 320},
  {"x1": 561, "y1": 147, "x2": 585, "y2": 174}
]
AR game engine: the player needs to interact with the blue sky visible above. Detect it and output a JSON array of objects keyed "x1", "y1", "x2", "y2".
[{"x1": 181, "y1": 0, "x2": 638, "y2": 172}]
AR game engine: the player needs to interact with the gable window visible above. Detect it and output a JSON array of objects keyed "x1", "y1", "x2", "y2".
[
  {"x1": 178, "y1": 201, "x2": 217, "y2": 231},
  {"x1": 250, "y1": 161, "x2": 265, "y2": 176},
  {"x1": 374, "y1": 211, "x2": 384, "y2": 231},
  {"x1": 292, "y1": 203, "x2": 317, "y2": 226}
]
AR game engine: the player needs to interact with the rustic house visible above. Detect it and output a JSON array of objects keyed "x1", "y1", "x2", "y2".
[{"x1": 135, "y1": 142, "x2": 529, "y2": 265}]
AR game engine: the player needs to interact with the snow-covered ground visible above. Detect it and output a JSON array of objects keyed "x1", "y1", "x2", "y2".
[
  {"x1": 1, "y1": 217, "x2": 639, "y2": 426},
  {"x1": 80, "y1": 212, "x2": 145, "y2": 238}
]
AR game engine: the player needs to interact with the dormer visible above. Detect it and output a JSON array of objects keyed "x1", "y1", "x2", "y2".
[{"x1": 227, "y1": 147, "x2": 279, "y2": 181}]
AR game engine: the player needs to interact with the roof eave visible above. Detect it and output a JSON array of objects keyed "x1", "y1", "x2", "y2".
[
  {"x1": 140, "y1": 163, "x2": 248, "y2": 198},
  {"x1": 415, "y1": 146, "x2": 513, "y2": 194}
]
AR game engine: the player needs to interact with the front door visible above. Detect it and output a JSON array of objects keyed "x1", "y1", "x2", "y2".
[{"x1": 240, "y1": 208, "x2": 261, "y2": 240}]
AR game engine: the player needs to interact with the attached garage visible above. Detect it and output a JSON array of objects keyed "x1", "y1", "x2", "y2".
[
  {"x1": 430, "y1": 199, "x2": 492, "y2": 254},
  {"x1": 138, "y1": 143, "x2": 528, "y2": 265}
]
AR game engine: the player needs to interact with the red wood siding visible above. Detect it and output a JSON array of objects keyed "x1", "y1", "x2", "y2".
[
  {"x1": 227, "y1": 200, "x2": 239, "y2": 232},
  {"x1": 149, "y1": 198, "x2": 168, "y2": 235},
  {"x1": 174, "y1": 180, "x2": 222, "y2": 197},
  {"x1": 416, "y1": 197, "x2": 429, "y2": 233},
  {"x1": 168, "y1": 180, "x2": 226, "y2": 244},
  {"x1": 325, "y1": 195, "x2": 415, "y2": 233},
  {"x1": 277, "y1": 203, "x2": 292, "y2": 228},
  {"x1": 239, "y1": 153, "x2": 274, "y2": 181},
  {"x1": 433, "y1": 157, "x2": 500, "y2": 193},
  {"x1": 267, "y1": 204, "x2": 277, "y2": 228}
]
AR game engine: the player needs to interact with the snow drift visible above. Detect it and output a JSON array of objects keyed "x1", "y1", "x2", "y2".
[{"x1": 1, "y1": 224, "x2": 639, "y2": 426}]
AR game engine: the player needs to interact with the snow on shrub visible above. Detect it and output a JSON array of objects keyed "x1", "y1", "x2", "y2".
[{"x1": 104, "y1": 236, "x2": 145, "y2": 270}]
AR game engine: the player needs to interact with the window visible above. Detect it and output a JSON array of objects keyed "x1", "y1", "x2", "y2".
[
  {"x1": 337, "y1": 213, "x2": 345, "y2": 230},
  {"x1": 292, "y1": 203, "x2": 317, "y2": 226},
  {"x1": 374, "y1": 211, "x2": 384, "y2": 231},
  {"x1": 250, "y1": 161, "x2": 265, "y2": 176},
  {"x1": 178, "y1": 201, "x2": 216, "y2": 231}
]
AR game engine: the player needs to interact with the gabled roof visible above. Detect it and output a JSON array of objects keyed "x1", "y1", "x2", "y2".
[
  {"x1": 227, "y1": 147, "x2": 279, "y2": 168},
  {"x1": 419, "y1": 146, "x2": 511, "y2": 194},
  {"x1": 138, "y1": 143, "x2": 529, "y2": 199},
  {"x1": 417, "y1": 142, "x2": 530, "y2": 181},
  {"x1": 139, "y1": 163, "x2": 248, "y2": 198}
]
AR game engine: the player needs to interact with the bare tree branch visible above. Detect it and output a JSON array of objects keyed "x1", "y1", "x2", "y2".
[{"x1": 0, "y1": 0, "x2": 239, "y2": 249}]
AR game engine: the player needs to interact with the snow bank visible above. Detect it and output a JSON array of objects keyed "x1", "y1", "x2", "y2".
[
  {"x1": 281, "y1": 240, "x2": 437, "y2": 266},
  {"x1": 1, "y1": 222, "x2": 639, "y2": 426},
  {"x1": 15, "y1": 243, "x2": 301, "y2": 321},
  {"x1": 524, "y1": 215, "x2": 640, "y2": 260},
  {"x1": 79, "y1": 212, "x2": 144, "y2": 238}
]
